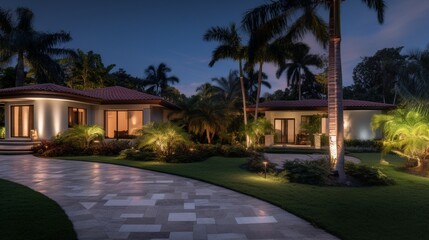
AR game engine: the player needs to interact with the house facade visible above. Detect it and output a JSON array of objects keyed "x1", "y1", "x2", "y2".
[
  {"x1": 0, "y1": 84, "x2": 177, "y2": 140},
  {"x1": 248, "y1": 99, "x2": 395, "y2": 145}
]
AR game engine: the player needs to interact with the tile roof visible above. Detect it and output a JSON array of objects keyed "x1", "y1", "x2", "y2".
[
  {"x1": 0, "y1": 83, "x2": 176, "y2": 108},
  {"x1": 85, "y1": 86, "x2": 163, "y2": 103},
  {"x1": 0, "y1": 83, "x2": 92, "y2": 98},
  {"x1": 249, "y1": 99, "x2": 395, "y2": 111}
]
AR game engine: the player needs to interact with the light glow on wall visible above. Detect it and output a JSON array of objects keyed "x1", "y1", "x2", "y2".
[
  {"x1": 329, "y1": 135, "x2": 337, "y2": 168},
  {"x1": 37, "y1": 104, "x2": 45, "y2": 138},
  {"x1": 52, "y1": 103, "x2": 61, "y2": 136}
]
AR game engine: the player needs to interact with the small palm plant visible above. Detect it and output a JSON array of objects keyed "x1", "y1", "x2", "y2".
[
  {"x1": 245, "y1": 118, "x2": 273, "y2": 147},
  {"x1": 61, "y1": 125, "x2": 104, "y2": 148},
  {"x1": 372, "y1": 108, "x2": 429, "y2": 168},
  {"x1": 137, "y1": 122, "x2": 190, "y2": 160},
  {"x1": 0, "y1": 126, "x2": 5, "y2": 139}
]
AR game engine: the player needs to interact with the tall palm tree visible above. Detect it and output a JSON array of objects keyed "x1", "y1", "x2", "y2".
[
  {"x1": 243, "y1": 0, "x2": 385, "y2": 182},
  {"x1": 62, "y1": 49, "x2": 115, "y2": 89},
  {"x1": 0, "y1": 7, "x2": 72, "y2": 86},
  {"x1": 245, "y1": 37, "x2": 290, "y2": 120},
  {"x1": 211, "y1": 70, "x2": 241, "y2": 108},
  {"x1": 276, "y1": 43, "x2": 323, "y2": 100},
  {"x1": 244, "y1": 68, "x2": 270, "y2": 102},
  {"x1": 397, "y1": 46, "x2": 429, "y2": 115},
  {"x1": 142, "y1": 63, "x2": 179, "y2": 96},
  {"x1": 203, "y1": 23, "x2": 249, "y2": 127}
]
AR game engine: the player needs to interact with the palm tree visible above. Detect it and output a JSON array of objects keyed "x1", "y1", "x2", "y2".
[
  {"x1": 142, "y1": 63, "x2": 179, "y2": 96},
  {"x1": 276, "y1": 43, "x2": 323, "y2": 100},
  {"x1": 396, "y1": 46, "x2": 429, "y2": 114},
  {"x1": 244, "y1": 68, "x2": 270, "y2": 102},
  {"x1": 245, "y1": 37, "x2": 290, "y2": 120},
  {"x1": 243, "y1": 0, "x2": 385, "y2": 182},
  {"x1": 0, "y1": 7, "x2": 72, "y2": 86},
  {"x1": 203, "y1": 23, "x2": 249, "y2": 127},
  {"x1": 211, "y1": 70, "x2": 241, "y2": 108},
  {"x1": 62, "y1": 49, "x2": 115, "y2": 89}
]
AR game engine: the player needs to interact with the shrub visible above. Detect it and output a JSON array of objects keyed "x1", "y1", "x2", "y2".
[
  {"x1": 0, "y1": 126, "x2": 5, "y2": 139},
  {"x1": 345, "y1": 162, "x2": 395, "y2": 186},
  {"x1": 96, "y1": 140, "x2": 130, "y2": 156},
  {"x1": 119, "y1": 148, "x2": 155, "y2": 161},
  {"x1": 245, "y1": 152, "x2": 277, "y2": 173},
  {"x1": 283, "y1": 159, "x2": 331, "y2": 185},
  {"x1": 219, "y1": 144, "x2": 250, "y2": 157},
  {"x1": 344, "y1": 139, "x2": 382, "y2": 152}
]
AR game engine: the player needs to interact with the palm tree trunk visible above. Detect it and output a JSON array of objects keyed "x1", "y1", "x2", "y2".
[
  {"x1": 16, "y1": 51, "x2": 25, "y2": 87},
  {"x1": 239, "y1": 59, "x2": 251, "y2": 148},
  {"x1": 254, "y1": 62, "x2": 264, "y2": 121},
  {"x1": 206, "y1": 130, "x2": 211, "y2": 144},
  {"x1": 328, "y1": 0, "x2": 346, "y2": 183},
  {"x1": 298, "y1": 67, "x2": 302, "y2": 100},
  {"x1": 239, "y1": 59, "x2": 248, "y2": 126}
]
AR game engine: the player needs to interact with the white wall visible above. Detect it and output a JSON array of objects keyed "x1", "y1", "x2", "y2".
[
  {"x1": 344, "y1": 110, "x2": 382, "y2": 140},
  {"x1": 265, "y1": 109, "x2": 382, "y2": 141},
  {"x1": 5, "y1": 99, "x2": 94, "y2": 140}
]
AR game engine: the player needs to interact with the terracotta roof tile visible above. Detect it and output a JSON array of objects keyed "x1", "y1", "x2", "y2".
[
  {"x1": 0, "y1": 84, "x2": 176, "y2": 108},
  {"x1": 0, "y1": 83, "x2": 93, "y2": 98},
  {"x1": 249, "y1": 99, "x2": 395, "y2": 110},
  {"x1": 84, "y1": 86, "x2": 163, "y2": 103}
]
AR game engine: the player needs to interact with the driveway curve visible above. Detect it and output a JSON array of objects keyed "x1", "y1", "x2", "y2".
[{"x1": 0, "y1": 155, "x2": 337, "y2": 240}]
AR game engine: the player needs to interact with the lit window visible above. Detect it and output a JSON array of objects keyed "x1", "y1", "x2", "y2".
[
  {"x1": 105, "y1": 110, "x2": 143, "y2": 139},
  {"x1": 11, "y1": 105, "x2": 34, "y2": 137},
  {"x1": 68, "y1": 107, "x2": 87, "y2": 127}
]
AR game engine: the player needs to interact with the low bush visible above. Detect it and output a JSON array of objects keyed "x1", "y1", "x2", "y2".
[
  {"x1": 119, "y1": 148, "x2": 156, "y2": 161},
  {"x1": 96, "y1": 140, "x2": 130, "y2": 156},
  {"x1": 345, "y1": 162, "x2": 395, "y2": 186},
  {"x1": 345, "y1": 139, "x2": 382, "y2": 152},
  {"x1": 245, "y1": 152, "x2": 277, "y2": 173},
  {"x1": 219, "y1": 144, "x2": 250, "y2": 157},
  {"x1": 283, "y1": 159, "x2": 331, "y2": 185},
  {"x1": 0, "y1": 126, "x2": 5, "y2": 139}
]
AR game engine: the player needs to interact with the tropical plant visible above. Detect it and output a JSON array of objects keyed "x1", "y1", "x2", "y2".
[
  {"x1": 396, "y1": 46, "x2": 429, "y2": 115},
  {"x1": 0, "y1": 7, "x2": 73, "y2": 86},
  {"x1": 245, "y1": 117, "x2": 273, "y2": 146},
  {"x1": 203, "y1": 23, "x2": 249, "y2": 127},
  {"x1": 276, "y1": 43, "x2": 323, "y2": 100},
  {"x1": 62, "y1": 49, "x2": 115, "y2": 89},
  {"x1": 243, "y1": 0, "x2": 386, "y2": 182},
  {"x1": 0, "y1": 126, "x2": 5, "y2": 139},
  {"x1": 61, "y1": 125, "x2": 104, "y2": 149},
  {"x1": 137, "y1": 122, "x2": 190, "y2": 160},
  {"x1": 244, "y1": 68, "x2": 270, "y2": 103},
  {"x1": 372, "y1": 108, "x2": 429, "y2": 168},
  {"x1": 142, "y1": 63, "x2": 179, "y2": 96},
  {"x1": 211, "y1": 70, "x2": 241, "y2": 108}
]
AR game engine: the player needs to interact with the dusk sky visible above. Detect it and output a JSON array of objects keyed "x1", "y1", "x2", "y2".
[{"x1": 3, "y1": 0, "x2": 429, "y2": 96}]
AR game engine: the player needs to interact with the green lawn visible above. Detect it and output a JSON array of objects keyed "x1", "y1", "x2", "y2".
[
  {"x1": 56, "y1": 153, "x2": 429, "y2": 240},
  {"x1": 0, "y1": 179, "x2": 77, "y2": 240}
]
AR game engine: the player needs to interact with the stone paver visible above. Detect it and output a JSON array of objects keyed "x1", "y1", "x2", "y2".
[
  {"x1": 265, "y1": 153, "x2": 360, "y2": 169},
  {"x1": 0, "y1": 155, "x2": 338, "y2": 240}
]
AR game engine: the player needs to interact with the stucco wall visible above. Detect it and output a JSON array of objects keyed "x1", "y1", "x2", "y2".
[
  {"x1": 5, "y1": 99, "x2": 94, "y2": 140},
  {"x1": 344, "y1": 110, "x2": 382, "y2": 140},
  {"x1": 265, "y1": 109, "x2": 382, "y2": 141}
]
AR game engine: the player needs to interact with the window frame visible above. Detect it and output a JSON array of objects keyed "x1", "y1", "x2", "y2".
[
  {"x1": 68, "y1": 107, "x2": 87, "y2": 127},
  {"x1": 104, "y1": 110, "x2": 144, "y2": 139}
]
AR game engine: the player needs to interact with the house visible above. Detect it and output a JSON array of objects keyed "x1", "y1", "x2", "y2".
[
  {"x1": 0, "y1": 83, "x2": 178, "y2": 141},
  {"x1": 248, "y1": 99, "x2": 395, "y2": 145}
]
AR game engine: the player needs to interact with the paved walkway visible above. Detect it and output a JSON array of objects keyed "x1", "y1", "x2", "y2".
[
  {"x1": 0, "y1": 155, "x2": 337, "y2": 240},
  {"x1": 264, "y1": 153, "x2": 361, "y2": 169}
]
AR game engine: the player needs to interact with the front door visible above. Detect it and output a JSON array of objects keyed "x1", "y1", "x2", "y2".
[
  {"x1": 274, "y1": 118, "x2": 295, "y2": 144},
  {"x1": 11, "y1": 105, "x2": 34, "y2": 138}
]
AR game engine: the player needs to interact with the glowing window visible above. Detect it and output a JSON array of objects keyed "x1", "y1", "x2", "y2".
[{"x1": 68, "y1": 107, "x2": 87, "y2": 127}]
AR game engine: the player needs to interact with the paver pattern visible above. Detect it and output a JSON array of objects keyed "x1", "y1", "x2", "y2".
[{"x1": 0, "y1": 155, "x2": 338, "y2": 240}]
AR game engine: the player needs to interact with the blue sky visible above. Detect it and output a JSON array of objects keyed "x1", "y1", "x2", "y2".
[{"x1": 3, "y1": 0, "x2": 429, "y2": 96}]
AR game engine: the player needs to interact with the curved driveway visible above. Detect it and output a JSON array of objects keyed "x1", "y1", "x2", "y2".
[{"x1": 0, "y1": 155, "x2": 337, "y2": 240}]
